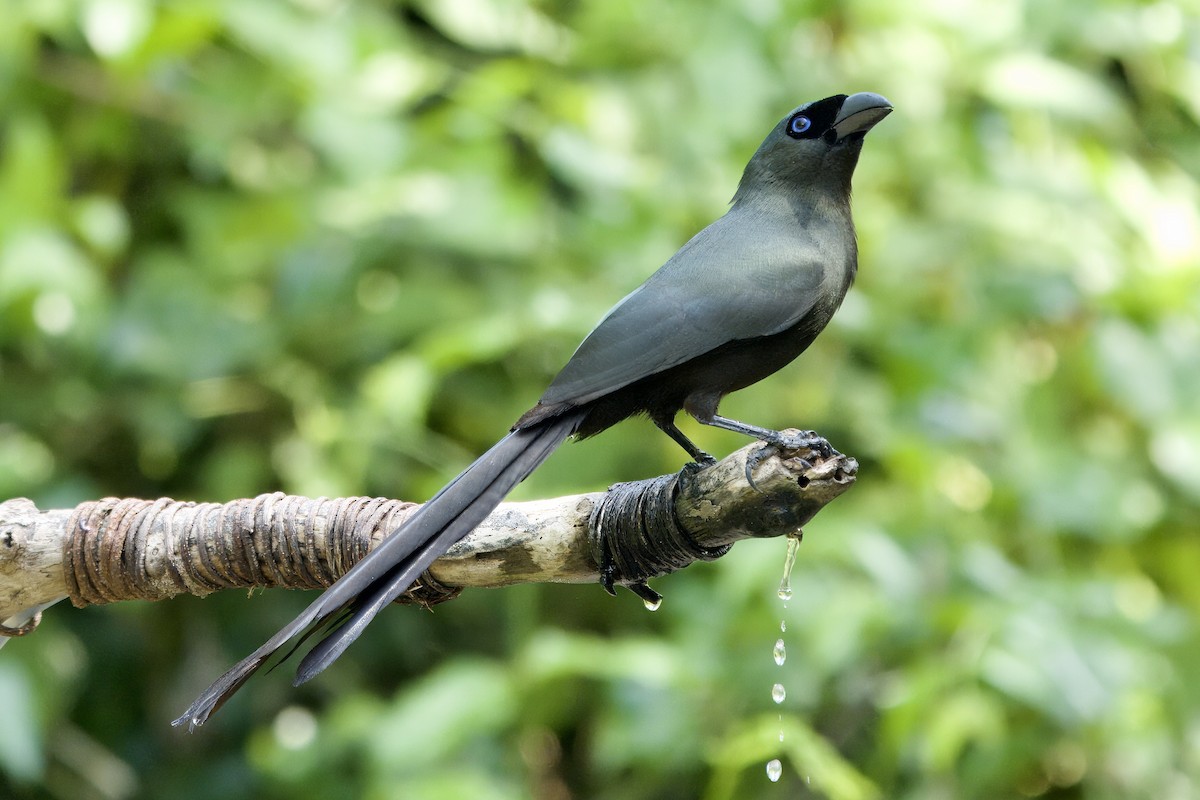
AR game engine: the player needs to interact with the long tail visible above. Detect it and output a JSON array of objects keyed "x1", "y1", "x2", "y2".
[{"x1": 173, "y1": 410, "x2": 585, "y2": 730}]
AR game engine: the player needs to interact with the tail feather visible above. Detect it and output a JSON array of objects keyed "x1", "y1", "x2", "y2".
[
  {"x1": 294, "y1": 414, "x2": 577, "y2": 682},
  {"x1": 173, "y1": 411, "x2": 584, "y2": 730}
]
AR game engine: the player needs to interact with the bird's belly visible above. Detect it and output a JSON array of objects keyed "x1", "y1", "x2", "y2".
[
  {"x1": 681, "y1": 318, "x2": 824, "y2": 397},
  {"x1": 571, "y1": 314, "x2": 826, "y2": 439}
]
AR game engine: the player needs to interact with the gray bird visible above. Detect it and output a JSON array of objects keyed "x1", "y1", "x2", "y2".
[{"x1": 175, "y1": 91, "x2": 892, "y2": 729}]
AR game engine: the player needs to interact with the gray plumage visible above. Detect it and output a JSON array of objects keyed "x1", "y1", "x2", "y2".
[{"x1": 174, "y1": 91, "x2": 891, "y2": 729}]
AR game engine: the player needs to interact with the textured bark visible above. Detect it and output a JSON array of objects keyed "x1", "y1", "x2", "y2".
[{"x1": 0, "y1": 438, "x2": 856, "y2": 625}]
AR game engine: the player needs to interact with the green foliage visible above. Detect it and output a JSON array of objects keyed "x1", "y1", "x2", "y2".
[{"x1": 2, "y1": 0, "x2": 1198, "y2": 798}]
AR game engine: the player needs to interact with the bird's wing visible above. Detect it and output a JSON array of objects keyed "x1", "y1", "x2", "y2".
[{"x1": 539, "y1": 208, "x2": 830, "y2": 408}]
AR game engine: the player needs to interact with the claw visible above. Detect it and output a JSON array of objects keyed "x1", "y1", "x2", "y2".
[
  {"x1": 808, "y1": 437, "x2": 836, "y2": 460},
  {"x1": 744, "y1": 443, "x2": 815, "y2": 491},
  {"x1": 744, "y1": 443, "x2": 774, "y2": 492},
  {"x1": 679, "y1": 453, "x2": 716, "y2": 479},
  {"x1": 677, "y1": 458, "x2": 713, "y2": 498}
]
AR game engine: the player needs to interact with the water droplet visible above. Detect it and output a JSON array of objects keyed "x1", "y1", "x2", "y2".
[
  {"x1": 777, "y1": 531, "x2": 801, "y2": 600},
  {"x1": 780, "y1": 619, "x2": 787, "y2": 633},
  {"x1": 773, "y1": 638, "x2": 786, "y2": 666},
  {"x1": 766, "y1": 759, "x2": 782, "y2": 782},
  {"x1": 642, "y1": 596, "x2": 662, "y2": 612},
  {"x1": 772, "y1": 683, "x2": 786, "y2": 704},
  {"x1": 779, "y1": 729, "x2": 785, "y2": 742}
]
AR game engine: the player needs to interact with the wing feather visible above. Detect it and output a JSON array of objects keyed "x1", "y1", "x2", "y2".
[{"x1": 539, "y1": 206, "x2": 827, "y2": 408}]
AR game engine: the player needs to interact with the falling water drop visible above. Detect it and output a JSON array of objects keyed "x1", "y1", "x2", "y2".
[
  {"x1": 777, "y1": 531, "x2": 802, "y2": 600},
  {"x1": 768, "y1": 535, "x2": 799, "y2": 784}
]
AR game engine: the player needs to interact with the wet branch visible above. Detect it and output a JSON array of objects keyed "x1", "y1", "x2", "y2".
[{"x1": 0, "y1": 437, "x2": 857, "y2": 630}]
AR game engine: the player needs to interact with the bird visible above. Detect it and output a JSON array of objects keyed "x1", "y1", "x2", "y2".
[{"x1": 174, "y1": 91, "x2": 892, "y2": 729}]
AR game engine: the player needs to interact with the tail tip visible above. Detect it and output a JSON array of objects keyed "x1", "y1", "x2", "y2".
[
  {"x1": 170, "y1": 708, "x2": 207, "y2": 732},
  {"x1": 292, "y1": 668, "x2": 317, "y2": 687}
]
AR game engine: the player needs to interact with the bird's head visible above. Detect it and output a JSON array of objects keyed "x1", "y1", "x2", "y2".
[{"x1": 735, "y1": 92, "x2": 892, "y2": 203}]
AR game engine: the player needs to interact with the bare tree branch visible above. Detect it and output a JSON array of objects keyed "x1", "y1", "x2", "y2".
[{"x1": 0, "y1": 437, "x2": 857, "y2": 628}]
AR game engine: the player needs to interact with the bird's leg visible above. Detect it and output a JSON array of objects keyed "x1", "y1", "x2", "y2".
[
  {"x1": 684, "y1": 403, "x2": 838, "y2": 490},
  {"x1": 699, "y1": 414, "x2": 839, "y2": 460},
  {"x1": 653, "y1": 419, "x2": 717, "y2": 466}
]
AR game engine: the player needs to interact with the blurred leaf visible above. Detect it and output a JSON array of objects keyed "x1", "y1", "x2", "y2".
[
  {"x1": 0, "y1": 661, "x2": 44, "y2": 783},
  {"x1": 2, "y1": 1, "x2": 1198, "y2": 798},
  {"x1": 707, "y1": 713, "x2": 881, "y2": 800}
]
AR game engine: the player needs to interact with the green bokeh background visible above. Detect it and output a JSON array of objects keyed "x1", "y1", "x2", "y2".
[{"x1": 2, "y1": 0, "x2": 1199, "y2": 798}]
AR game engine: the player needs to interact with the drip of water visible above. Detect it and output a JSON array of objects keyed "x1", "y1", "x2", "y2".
[
  {"x1": 777, "y1": 531, "x2": 802, "y2": 600},
  {"x1": 642, "y1": 596, "x2": 662, "y2": 612},
  {"x1": 767, "y1": 532, "x2": 803, "y2": 784}
]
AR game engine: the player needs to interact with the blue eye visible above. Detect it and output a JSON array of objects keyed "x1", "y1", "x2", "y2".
[{"x1": 787, "y1": 115, "x2": 812, "y2": 137}]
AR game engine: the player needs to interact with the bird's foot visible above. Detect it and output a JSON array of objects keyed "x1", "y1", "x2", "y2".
[
  {"x1": 678, "y1": 453, "x2": 717, "y2": 484},
  {"x1": 745, "y1": 432, "x2": 839, "y2": 491},
  {"x1": 766, "y1": 430, "x2": 839, "y2": 460},
  {"x1": 745, "y1": 443, "x2": 811, "y2": 492},
  {"x1": 677, "y1": 457, "x2": 714, "y2": 498}
]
